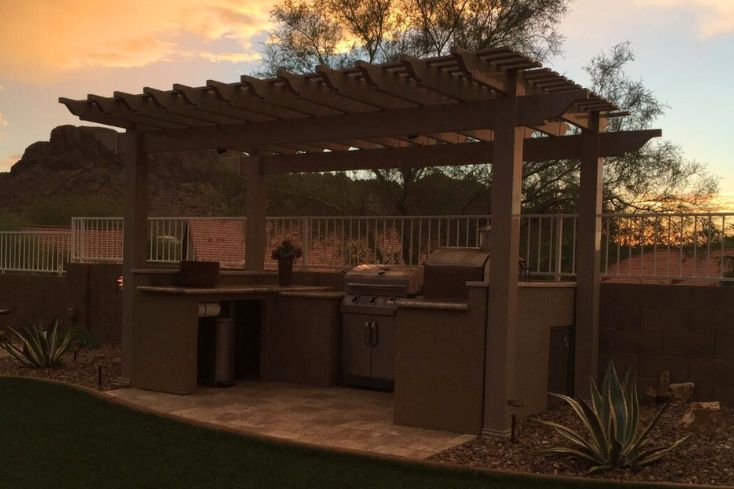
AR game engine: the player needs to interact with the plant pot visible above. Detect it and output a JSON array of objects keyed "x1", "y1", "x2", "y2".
[{"x1": 277, "y1": 256, "x2": 295, "y2": 286}]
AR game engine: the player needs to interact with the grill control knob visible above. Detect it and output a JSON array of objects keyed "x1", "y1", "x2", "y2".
[
  {"x1": 369, "y1": 296, "x2": 376, "y2": 304},
  {"x1": 351, "y1": 295, "x2": 360, "y2": 303}
]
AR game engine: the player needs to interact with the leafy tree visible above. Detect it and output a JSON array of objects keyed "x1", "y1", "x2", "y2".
[
  {"x1": 258, "y1": 2, "x2": 717, "y2": 214},
  {"x1": 522, "y1": 43, "x2": 718, "y2": 213},
  {"x1": 259, "y1": 0, "x2": 569, "y2": 214}
]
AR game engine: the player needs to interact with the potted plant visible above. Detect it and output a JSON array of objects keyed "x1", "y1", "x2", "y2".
[{"x1": 271, "y1": 240, "x2": 302, "y2": 286}]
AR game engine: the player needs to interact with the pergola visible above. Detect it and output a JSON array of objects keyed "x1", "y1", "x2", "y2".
[{"x1": 61, "y1": 47, "x2": 661, "y2": 436}]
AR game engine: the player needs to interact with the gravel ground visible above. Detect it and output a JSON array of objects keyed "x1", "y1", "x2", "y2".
[
  {"x1": 430, "y1": 402, "x2": 734, "y2": 486},
  {"x1": 0, "y1": 344, "x2": 125, "y2": 391}
]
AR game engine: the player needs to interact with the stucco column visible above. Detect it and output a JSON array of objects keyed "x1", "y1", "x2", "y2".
[
  {"x1": 121, "y1": 131, "x2": 148, "y2": 379},
  {"x1": 245, "y1": 153, "x2": 267, "y2": 271},
  {"x1": 574, "y1": 112, "x2": 603, "y2": 397},
  {"x1": 483, "y1": 88, "x2": 524, "y2": 437}
]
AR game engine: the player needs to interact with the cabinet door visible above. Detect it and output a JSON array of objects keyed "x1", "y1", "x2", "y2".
[
  {"x1": 341, "y1": 314, "x2": 372, "y2": 378},
  {"x1": 370, "y1": 316, "x2": 396, "y2": 381}
]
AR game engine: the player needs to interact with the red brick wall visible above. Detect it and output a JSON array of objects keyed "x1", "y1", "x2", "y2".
[{"x1": 600, "y1": 283, "x2": 734, "y2": 405}]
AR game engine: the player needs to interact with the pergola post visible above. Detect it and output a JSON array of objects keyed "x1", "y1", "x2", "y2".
[
  {"x1": 245, "y1": 153, "x2": 267, "y2": 271},
  {"x1": 574, "y1": 112, "x2": 603, "y2": 397},
  {"x1": 483, "y1": 80, "x2": 524, "y2": 437},
  {"x1": 121, "y1": 131, "x2": 148, "y2": 378}
]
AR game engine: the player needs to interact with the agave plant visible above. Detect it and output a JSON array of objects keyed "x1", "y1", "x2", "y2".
[
  {"x1": 538, "y1": 363, "x2": 690, "y2": 474},
  {"x1": 0, "y1": 318, "x2": 73, "y2": 368}
]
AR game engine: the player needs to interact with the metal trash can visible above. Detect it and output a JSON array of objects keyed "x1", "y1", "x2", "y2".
[{"x1": 214, "y1": 317, "x2": 236, "y2": 387}]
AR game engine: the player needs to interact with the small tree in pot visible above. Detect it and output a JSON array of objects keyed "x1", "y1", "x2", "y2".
[{"x1": 271, "y1": 240, "x2": 302, "y2": 286}]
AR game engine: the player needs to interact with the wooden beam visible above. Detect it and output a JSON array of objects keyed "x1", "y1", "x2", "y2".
[
  {"x1": 113, "y1": 91, "x2": 212, "y2": 127},
  {"x1": 277, "y1": 70, "x2": 375, "y2": 114},
  {"x1": 240, "y1": 75, "x2": 339, "y2": 116},
  {"x1": 59, "y1": 98, "x2": 149, "y2": 130},
  {"x1": 245, "y1": 154, "x2": 267, "y2": 271},
  {"x1": 143, "y1": 87, "x2": 245, "y2": 125},
  {"x1": 141, "y1": 93, "x2": 590, "y2": 153},
  {"x1": 575, "y1": 113, "x2": 603, "y2": 398},
  {"x1": 316, "y1": 65, "x2": 414, "y2": 110},
  {"x1": 206, "y1": 80, "x2": 306, "y2": 120},
  {"x1": 259, "y1": 130, "x2": 662, "y2": 174},
  {"x1": 87, "y1": 95, "x2": 184, "y2": 129},
  {"x1": 120, "y1": 131, "x2": 148, "y2": 378},
  {"x1": 173, "y1": 84, "x2": 275, "y2": 122},
  {"x1": 356, "y1": 61, "x2": 452, "y2": 106},
  {"x1": 400, "y1": 55, "x2": 490, "y2": 102}
]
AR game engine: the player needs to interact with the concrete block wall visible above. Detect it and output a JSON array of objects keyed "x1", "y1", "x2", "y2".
[
  {"x1": 0, "y1": 263, "x2": 123, "y2": 344},
  {"x1": 600, "y1": 283, "x2": 734, "y2": 405}
]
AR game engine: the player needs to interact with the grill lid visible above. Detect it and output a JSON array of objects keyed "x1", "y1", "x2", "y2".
[
  {"x1": 424, "y1": 248, "x2": 489, "y2": 269},
  {"x1": 344, "y1": 264, "x2": 423, "y2": 297}
]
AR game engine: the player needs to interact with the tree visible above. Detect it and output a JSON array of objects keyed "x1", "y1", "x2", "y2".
[
  {"x1": 521, "y1": 43, "x2": 718, "y2": 213},
  {"x1": 258, "y1": 3, "x2": 718, "y2": 215},
  {"x1": 259, "y1": 0, "x2": 569, "y2": 214}
]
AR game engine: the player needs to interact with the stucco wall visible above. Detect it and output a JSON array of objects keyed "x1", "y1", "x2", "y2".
[
  {"x1": 515, "y1": 285, "x2": 576, "y2": 417},
  {"x1": 600, "y1": 282, "x2": 734, "y2": 405}
]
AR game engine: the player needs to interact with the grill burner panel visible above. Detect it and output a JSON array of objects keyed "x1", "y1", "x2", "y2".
[{"x1": 343, "y1": 265, "x2": 422, "y2": 297}]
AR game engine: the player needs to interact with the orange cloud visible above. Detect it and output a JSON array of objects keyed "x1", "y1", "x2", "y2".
[
  {"x1": 642, "y1": 0, "x2": 734, "y2": 36},
  {"x1": 0, "y1": 0, "x2": 275, "y2": 81}
]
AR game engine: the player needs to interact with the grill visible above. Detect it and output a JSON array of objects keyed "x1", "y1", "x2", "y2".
[
  {"x1": 423, "y1": 248, "x2": 490, "y2": 302},
  {"x1": 340, "y1": 265, "x2": 422, "y2": 390}
]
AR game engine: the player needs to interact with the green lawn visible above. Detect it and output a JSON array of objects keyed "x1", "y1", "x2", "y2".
[{"x1": 0, "y1": 378, "x2": 663, "y2": 489}]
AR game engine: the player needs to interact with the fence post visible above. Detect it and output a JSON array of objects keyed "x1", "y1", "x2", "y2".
[
  {"x1": 302, "y1": 217, "x2": 310, "y2": 270},
  {"x1": 554, "y1": 214, "x2": 564, "y2": 281}
]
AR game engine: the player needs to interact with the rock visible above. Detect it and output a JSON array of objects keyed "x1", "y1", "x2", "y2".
[
  {"x1": 670, "y1": 382, "x2": 695, "y2": 403},
  {"x1": 646, "y1": 369, "x2": 672, "y2": 401},
  {"x1": 679, "y1": 401, "x2": 726, "y2": 435}
]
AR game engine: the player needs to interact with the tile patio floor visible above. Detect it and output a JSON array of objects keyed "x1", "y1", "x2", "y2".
[{"x1": 107, "y1": 381, "x2": 475, "y2": 459}]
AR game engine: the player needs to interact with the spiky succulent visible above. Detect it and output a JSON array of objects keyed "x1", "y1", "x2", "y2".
[
  {"x1": 538, "y1": 363, "x2": 689, "y2": 474},
  {"x1": 0, "y1": 318, "x2": 73, "y2": 368}
]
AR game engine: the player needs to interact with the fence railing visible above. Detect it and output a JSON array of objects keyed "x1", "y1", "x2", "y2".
[
  {"x1": 0, "y1": 231, "x2": 70, "y2": 275},
  {"x1": 3, "y1": 213, "x2": 734, "y2": 283}
]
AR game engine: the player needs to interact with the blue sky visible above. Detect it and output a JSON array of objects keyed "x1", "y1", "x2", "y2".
[{"x1": 0, "y1": 0, "x2": 732, "y2": 203}]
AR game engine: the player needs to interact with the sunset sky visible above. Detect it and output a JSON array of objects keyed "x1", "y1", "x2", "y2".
[{"x1": 0, "y1": 0, "x2": 732, "y2": 202}]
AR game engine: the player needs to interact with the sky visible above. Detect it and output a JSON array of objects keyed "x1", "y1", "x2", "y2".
[{"x1": 0, "y1": 0, "x2": 732, "y2": 203}]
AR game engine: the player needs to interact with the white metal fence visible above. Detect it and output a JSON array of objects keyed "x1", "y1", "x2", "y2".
[
  {"x1": 3, "y1": 213, "x2": 734, "y2": 284},
  {"x1": 0, "y1": 231, "x2": 70, "y2": 274}
]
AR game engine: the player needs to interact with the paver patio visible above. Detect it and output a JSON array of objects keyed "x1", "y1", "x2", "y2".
[{"x1": 107, "y1": 381, "x2": 475, "y2": 459}]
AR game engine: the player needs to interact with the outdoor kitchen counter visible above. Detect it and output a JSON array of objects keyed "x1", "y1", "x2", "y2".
[{"x1": 131, "y1": 282, "x2": 342, "y2": 395}]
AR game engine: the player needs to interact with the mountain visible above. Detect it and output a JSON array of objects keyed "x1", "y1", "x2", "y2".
[
  {"x1": 0, "y1": 125, "x2": 246, "y2": 225},
  {"x1": 0, "y1": 125, "x2": 492, "y2": 228}
]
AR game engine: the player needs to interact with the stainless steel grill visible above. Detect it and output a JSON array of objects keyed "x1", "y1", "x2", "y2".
[{"x1": 340, "y1": 264, "x2": 422, "y2": 390}]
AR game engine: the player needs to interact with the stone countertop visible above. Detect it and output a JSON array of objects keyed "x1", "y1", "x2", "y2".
[
  {"x1": 395, "y1": 298, "x2": 469, "y2": 311},
  {"x1": 519, "y1": 281, "x2": 577, "y2": 288},
  {"x1": 277, "y1": 291, "x2": 345, "y2": 299},
  {"x1": 137, "y1": 285, "x2": 334, "y2": 296}
]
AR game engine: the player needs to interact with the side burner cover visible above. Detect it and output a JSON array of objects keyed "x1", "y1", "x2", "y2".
[{"x1": 423, "y1": 248, "x2": 489, "y2": 301}]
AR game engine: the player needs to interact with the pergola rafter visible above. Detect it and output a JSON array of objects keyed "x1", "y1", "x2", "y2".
[{"x1": 60, "y1": 47, "x2": 661, "y2": 440}]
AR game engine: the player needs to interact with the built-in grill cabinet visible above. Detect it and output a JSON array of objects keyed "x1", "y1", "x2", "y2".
[
  {"x1": 423, "y1": 248, "x2": 490, "y2": 302},
  {"x1": 341, "y1": 265, "x2": 422, "y2": 391}
]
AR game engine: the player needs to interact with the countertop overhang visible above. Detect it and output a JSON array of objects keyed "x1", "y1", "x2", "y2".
[{"x1": 137, "y1": 285, "x2": 334, "y2": 295}]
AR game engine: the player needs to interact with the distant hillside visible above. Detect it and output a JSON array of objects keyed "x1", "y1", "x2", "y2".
[{"x1": 0, "y1": 125, "x2": 491, "y2": 229}]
